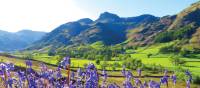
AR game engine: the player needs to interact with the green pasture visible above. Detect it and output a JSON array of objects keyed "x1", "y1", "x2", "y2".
[
  {"x1": 8, "y1": 42, "x2": 200, "y2": 87},
  {"x1": 126, "y1": 43, "x2": 200, "y2": 73},
  {"x1": 0, "y1": 55, "x2": 199, "y2": 87},
  {"x1": 15, "y1": 42, "x2": 200, "y2": 77}
]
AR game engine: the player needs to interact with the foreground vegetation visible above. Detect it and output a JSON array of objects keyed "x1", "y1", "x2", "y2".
[
  {"x1": 1, "y1": 42, "x2": 196, "y2": 87},
  {"x1": 0, "y1": 55, "x2": 199, "y2": 87}
]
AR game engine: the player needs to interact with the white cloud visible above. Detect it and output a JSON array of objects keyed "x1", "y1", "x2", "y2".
[{"x1": 0, "y1": 0, "x2": 92, "y2": 32}]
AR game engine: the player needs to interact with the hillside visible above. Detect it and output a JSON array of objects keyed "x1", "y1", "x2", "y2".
[
  {"x1": 0, "y1": 30, "x2": 46, "y2": 51},
  {"x1": 127, "y1": 1, "x2": 200, "y2": 49},
  {"x1": 27, "y1": 12, "x2": 158, "y2": 50},
  {"x1": 28, "y1": 2, "x2": 200, "y2": 53}
]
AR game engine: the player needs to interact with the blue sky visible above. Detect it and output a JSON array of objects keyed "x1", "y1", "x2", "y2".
[
  {"x1": 0, "y1": 0, "x2": 198, "y2": 32},
  {"x1": 74, "y1": 0, "x2": 199, "y2": 18}
]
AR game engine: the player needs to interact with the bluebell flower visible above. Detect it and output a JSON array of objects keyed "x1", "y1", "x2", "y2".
[
  {"x1": 25, "y1": 60, "x2": 32, "y2": 67},
  {"x1": 171, "y1": 73, "x2": 176, "y2": 85},
  {"x1": 60, "y1": 56, "x2": 71, "y2": 69}
]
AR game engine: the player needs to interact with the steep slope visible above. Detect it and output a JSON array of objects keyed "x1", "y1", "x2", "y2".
[
  {"x1": 28, "y1": 12, "x2": 159, "y2": 50},
  {"x1": 27, "y1": 1, "x2": 200, "y2": 52},
  {"x1": 168, "y1": 1, "x2": 200, "y2": 49},
  {"x1": 72, "y1": 23, "x2": 127, "y2": 45},
  {"x1": 30, "y1": 21, "x2": 91, "y2": 49},
  {"x1": 169, "y1": 1, "x2": 200, "y2": 30},
  {"x1": 0, "y1": 30, "x2": 46, "y2": 51},
  {"x1": 127, "y1": 15, "x2": 176, "y2": 46},
  {"x1": 127, "y1": 1, "x2": 200, "y2": 47}
]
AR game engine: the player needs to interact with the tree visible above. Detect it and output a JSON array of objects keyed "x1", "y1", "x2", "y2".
[
  {"x1": 180, "y1": 49, "x2": 190, "y2": 57},
  {"x1": 95, "y1": 59, "x2": 101, "y2": 65},
  {"x1": 123, "y1": 58, "x2": 143, "y2": 70},
  {"x1": 112, "y1": 64, "x2": 116, "y2": 71},
  {"x1": 155, "y1": 25, "x2": 194, "y2": 43},
  {"x1": 155, "y1": 31, "x2": 173, "y2": 43},
  {"x1": 48, "y1": 49, "x2": 56, "y2": 56},
  {"x1": 100, "y1": 61, "x2": 108, "y2": 70},
  {"x1": 159, "y1": 45, "x2": 181, "y2": 54},
  {"x1": 170, "y1": 56, "x2": 186, "y2": 66},
  {"x1": 23, "y1": 53, "x2": 33, "y2": 60},
  {"x1": 147, "y1": 53, "x2": 153, "y2": 58}
]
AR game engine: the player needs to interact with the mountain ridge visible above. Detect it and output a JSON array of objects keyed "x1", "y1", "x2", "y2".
[
  {"x1": 27, "y1": 13, "x2": 159, "y2": 50},
  {"x1": 27, "y1": 1, "x2": 200, "y2": 52},
  {"x1": 0, "y1": 29, "x2": 46, "y2": 51}
]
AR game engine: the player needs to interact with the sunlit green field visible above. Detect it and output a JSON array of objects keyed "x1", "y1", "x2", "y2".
[
  {"x1": 13, "y1": 43, "x2": 200, "y2": 76},
  {"x1": 0, "y1": 55, "x2": 199, "y2": 87},
  {"x1": 7, "y1": 42, "x2": 200, "y2": 87}
]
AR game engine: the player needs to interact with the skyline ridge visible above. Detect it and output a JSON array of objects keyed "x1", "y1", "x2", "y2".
[{"x1": 0, "y1": 0, "x2": 198, "y2": 32}]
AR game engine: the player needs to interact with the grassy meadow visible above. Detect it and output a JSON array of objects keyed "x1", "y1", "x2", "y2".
[{"x1": 0, "y1": 42, "x2": 198, "y2": 87}]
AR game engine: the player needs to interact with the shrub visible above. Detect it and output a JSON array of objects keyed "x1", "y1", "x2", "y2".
[
  {"x1": 180, "y1": 49, "x2": 190, "y2": 57},
  {"x1": 143, "y1": 64, "x2": 164, "y2": 73},
  {"x1": 176, "y1": 71, "x2": 186, "y2": 81},
  {"x1": 123, "y1": 58, "x2": 143, "y2": 70},
  {"x1": 100, "y1": 61, "x2": 108, "y2": 70},
  {"x1": 23, "y1": 53, "x2": 33, "y2": 60},
  {"x1": 112, "y1": 64, "x2": 116, "y2": 71},
  {"x1": 95, "y1": 59, "x2": 100, "y2": 65},
  {"x1": 155, "y1": 31, "x2": 173, "y2": 43},
  {"x1": 159, "y1": 45, "x2": 181, "y2": 54},
  {"x1": 48, "y1": 49, "x2": 56, "y2": 56},
  {"x1": 113, "y1": 61, "x2": 121, "y2": 67},
  {"x1": 169, "y1": 56, "x2": 186, "y2": 66},
  {"x1": 193, "y1": 76, "x2": 200, "y2": 84},
  {"x1": 174, "y1": 65, "x2": 185, "y2": 72},
  {"x1": 147, "y1": 53, "x2": 153, "y2": 58}
]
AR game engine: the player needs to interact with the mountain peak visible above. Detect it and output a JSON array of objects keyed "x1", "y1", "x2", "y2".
[
  {"x1": 77, "y1": 18, "x2": 93, "y2": 25},
  {"x1": 99, "y1": 12, "x2": 120, "y2": 19},
  {"x1": 96, "y1": 12, "x2": 121, "y2": 23}
]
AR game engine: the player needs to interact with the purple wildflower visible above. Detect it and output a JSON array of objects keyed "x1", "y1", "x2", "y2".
[
  {"x1": 122, "y1": 65, "x2": 126, "y2": 76},
  {"x1": 77, "y1": 68, "x2": 82, "y2": 77},
  {"x1": 185, "y1": 70, "x2": 192, "y2": 82},
  {"x1": 60, "y1": 56, "x2": 71, "y2": 69},
  {"x1": 25, "y1": 60, "x2": 32, "y2": 67},
  {"x1": 126, "y1": 71, "x2": 133, "y2": 81},
  {"x1": 186, "y1": 79, "x2": 190, "y2": 88},
  {"x1": 149, "y1": 80, "x2": 160, "y2": 88},
  {"x1": 137, "y1": 68, "x2": 142, "y2": 77},
  {"x1": 171, "y1": 73, "x2": 176, "y2": 85}
]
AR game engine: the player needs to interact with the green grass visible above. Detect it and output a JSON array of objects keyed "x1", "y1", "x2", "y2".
[
  {"x1": 24, "y1": 42, "x2": 200, "y2": 77},
  {"x1": 0, "y1": 56, "x2": 55, "y2": 71},
  {"x1": 129, "y1": 43, "x2": 200, "y2": 77},
  {"x1": 71, "y1": 58, "x2": 123, "y2": 70},
  {"x1": 10, "y1": 42, "x2": 200, "y2": 87},
  {"x1": 33, "y1": 54, "x2": 58, "y2": 64},
  {"x1": 0, "y1": 55, "x2": 199, "y2": 87},
  {"x1": 185, "y1": 62, "x2": 200, "y2": 67}
]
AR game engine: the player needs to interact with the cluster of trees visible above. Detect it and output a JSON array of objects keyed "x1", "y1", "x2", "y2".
[
  {"x1": 155, "y1": 25, "x2": 195, "y2": 43},
  {"x1": 144, "y1": 64, "x2": 164, "y2": 73},
  {"x1": 159, "y1": 44, "x2": 181, "y2": 54},
  {"x1": 123, "y1": 58, "x2": 143, "y2": 70},
  {"x1": 169, "y1": 56, "x2": 186, "y2": 66},
  {"x1": 52, "y1": 44, "x2": 126, "y2": 61},
  {"x1": 97, "y1": 61, "x2": 121, "y2": 70},
  {"x1": 159, "y1": 43, "x2": 200, "y2": 58}
]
